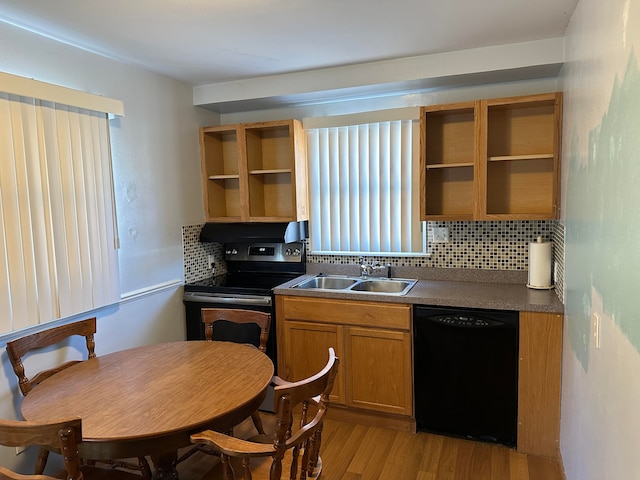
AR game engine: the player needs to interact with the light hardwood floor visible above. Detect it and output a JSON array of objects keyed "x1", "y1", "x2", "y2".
[{"x1": 174, "y1": 413, "x2": 565, "y2": 480}]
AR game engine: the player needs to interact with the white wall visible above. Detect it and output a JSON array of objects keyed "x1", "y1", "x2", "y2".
[
  {"x1": 560, "y1": 0, "x2": 640, "y2": 478},
  {"x1": 0, "y1": 21, "x2": 218, "y2": 473}
]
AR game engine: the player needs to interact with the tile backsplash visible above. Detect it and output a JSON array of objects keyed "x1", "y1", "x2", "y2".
[
  {"x1": 182, "y1": 220, "x2": 565, "y2": 303},
  {"x1": 182, "y1": 224, "x2": 225, "y2": 283}
]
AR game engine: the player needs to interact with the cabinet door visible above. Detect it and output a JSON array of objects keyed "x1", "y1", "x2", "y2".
[
  {"x1": 282, "y1": 320, "x2": 345, "y2": 405},
  {"x1": 345, "y1": 326, "x2": 413, "y2": 416}
]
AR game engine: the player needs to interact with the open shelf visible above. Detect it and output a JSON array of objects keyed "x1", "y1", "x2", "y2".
[
  {"x1": 248, "y1": 171, "x2": 294, "y2": 219},
  {"x1": 208, "y1": 174, "x2": 240, "y2": 180},
  {"x1": 488, "y1": 154, "x2": 554, "y2": 162},
  {"x1": 425, "y1": 166, "x2": 475, "y2": 218},
  {"x1": 205, "y1": 177, "x2": 242, "y2": 220},
  {"x1": 248, "y1": 169, "x2": 292, "y2": 175},
  {"x1": 426, "y1": 162, "x2": 474, "y2": 169},
  {"x1": 486, "y1": 157, "x2": 555, "y2": 217}
]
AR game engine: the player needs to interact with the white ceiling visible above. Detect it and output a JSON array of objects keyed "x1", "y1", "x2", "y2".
[{"x1": 0, "y1": 0, "x2": 579, "y2": 111}]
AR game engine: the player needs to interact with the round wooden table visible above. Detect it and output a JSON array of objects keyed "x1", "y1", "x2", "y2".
[{"x1": 21, "y1": 341, "x2": 274, "y2": 479}]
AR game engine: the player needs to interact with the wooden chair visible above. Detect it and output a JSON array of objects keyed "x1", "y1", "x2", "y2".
[
  {"x1": 176, "y1": 308, "x2": 274, "y2": 466},
  {"x1": 202, "y1": 308, "x2": 272, "y2": 435},
  {"x1": 5, "y1": 318, "x2": 151, "y2": 479},
  {"x1": 0, "y1": 417, "x2": 141, "y2": 480},
  {"x1": 190, "y1": 347, "x2": 340, "y2": 480}
]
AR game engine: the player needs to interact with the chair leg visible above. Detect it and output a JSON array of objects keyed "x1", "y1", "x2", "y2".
[
  {"x1": 241, "y1": 457, "x2": 252, "y2": 480},
  {"x1": 220, "y1": 453, "x2": 236, "y2": 480},
  {"x1": 35, "y1": 447, "x2": 49, "y2": 474},
  {"x1": 138, "y1": 456, "x2": 152, "y2": 479},
  {"x1": 250, "y1": 411, "x2": 265, "y2": 435}
]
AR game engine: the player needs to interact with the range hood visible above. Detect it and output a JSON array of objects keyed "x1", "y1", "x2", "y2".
[{"x1": 199, "y1": 221, "x2": 308, "y2": 244}]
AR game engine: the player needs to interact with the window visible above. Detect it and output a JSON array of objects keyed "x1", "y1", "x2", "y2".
[
  {"x1": 306, "y1": 120, "x2": 425, "y2": 255},
  {"x1": 0, "y1": 91, "x2": 120, "y2": 333}
]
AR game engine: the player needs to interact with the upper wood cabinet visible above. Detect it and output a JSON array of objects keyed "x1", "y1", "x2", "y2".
[
  {"x1": 199, "y1": 119, "x2": 309, "y2": 222},
  {"x1": 420, "y1": 92, "x2": 562, "y2": 220}
]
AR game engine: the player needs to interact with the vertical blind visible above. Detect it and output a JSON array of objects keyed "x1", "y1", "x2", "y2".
[
  {"x1": 0, "y1": 93, "x2": 119, "y2": 333},
  {"x1": 307, "y1": 120, "x2": 424, "y2": 254}
]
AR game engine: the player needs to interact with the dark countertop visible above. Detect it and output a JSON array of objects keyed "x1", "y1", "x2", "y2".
[{"x1": 273, "y1": 266, "x2": 564, "y2": 314}]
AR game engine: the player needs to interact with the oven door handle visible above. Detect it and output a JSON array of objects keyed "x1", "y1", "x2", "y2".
[{"x1": 183, "y1": 292, "x2": 272, "y2": 306}]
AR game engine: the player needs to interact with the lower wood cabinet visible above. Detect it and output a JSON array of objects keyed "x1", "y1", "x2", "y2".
[
  {"x1": 276, "y1": 296, "x2": 413, "y2": 418},
  {"x1": 276, "y1": 295, "x2": 563, "y2": 456}
]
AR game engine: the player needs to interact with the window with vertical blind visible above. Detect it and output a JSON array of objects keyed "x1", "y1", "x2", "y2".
[
  {"x1": 306, "y1": 120, "x2": 426, "y2": 254},
  {"x1": 0, "y1": 91, "x2": 120, "y2": 333}
]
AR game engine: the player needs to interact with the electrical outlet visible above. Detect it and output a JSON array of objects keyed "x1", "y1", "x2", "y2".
[
  {"x1": 592, "y1": 312, "x2": 601, "y2": 349},
  {"x1": 15, "y1": 446, "x2": 26, "y2": 455},
  {"x1": 432, "y1": 227, "x2": 449, "y2": 243}
]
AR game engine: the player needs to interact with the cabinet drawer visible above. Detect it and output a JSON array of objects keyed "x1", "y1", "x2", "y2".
[{"x1": 281, "y1": 296, "x2": 411, "y2": 330}]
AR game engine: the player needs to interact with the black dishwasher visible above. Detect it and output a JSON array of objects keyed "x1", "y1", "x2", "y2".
[{"x1": 413, "y1": 305, "x2": 519, "y2": 447}]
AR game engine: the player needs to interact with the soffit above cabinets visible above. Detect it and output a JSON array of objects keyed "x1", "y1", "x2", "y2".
[{"x1": 193, "y1": 39, "x2": 565, "y2": 113}]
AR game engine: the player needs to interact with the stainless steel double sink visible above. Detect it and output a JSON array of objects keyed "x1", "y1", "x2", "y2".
[{"x1": 291, "y1": 274, "x2": 417, "y2": 296}]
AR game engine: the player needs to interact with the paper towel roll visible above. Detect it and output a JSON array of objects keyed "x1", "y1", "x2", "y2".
[{"x1": 527, "y1": 236, "x2": 553, "y2": 289}]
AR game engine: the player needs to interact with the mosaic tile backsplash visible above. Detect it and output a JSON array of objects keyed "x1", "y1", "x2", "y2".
[
  {"x1": 182, "y1": 224, "x2": 226, "y2": 283},
  {"x1": 182, "y1": 220, "x2": 565, "y2": 303}
]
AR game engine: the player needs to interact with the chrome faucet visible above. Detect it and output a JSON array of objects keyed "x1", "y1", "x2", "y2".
[{"x1": 359, "y1": 257, "x2": 384, "y2": 278}]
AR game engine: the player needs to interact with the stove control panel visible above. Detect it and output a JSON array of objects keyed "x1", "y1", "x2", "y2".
[
  {"x1": 248, "y1": 246, "x2": 275, "y2": 256},
  {"x1": 225, "y1": 242, "x2": 304, "y2": 263}
]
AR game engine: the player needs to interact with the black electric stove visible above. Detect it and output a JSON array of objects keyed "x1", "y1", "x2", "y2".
[{"x1": 183, "y1": 242, "x2": 306, "y2": 379}]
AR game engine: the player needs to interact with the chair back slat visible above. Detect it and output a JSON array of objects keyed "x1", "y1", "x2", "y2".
[
  {"x1": 0, "y1": 418, "x2": 83, "y2": 480},
  {"x1": 6, "y1": 318, "x2": 97, "y2": 396},
  {"x1": 201, "y1": 308, "x2": 271, "y2": 353},
  {"x1": 0, "y1": 418, "x2": 82, "y2": 448}
]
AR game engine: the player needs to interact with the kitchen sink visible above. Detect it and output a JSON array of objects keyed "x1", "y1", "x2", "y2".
[
  {"x1": 291, "y1": 275, "x2": 417, "y2": 296},
  {"x1": 350, "y1": 279, "x2": 414, "y2": 294},
  {"x1": 292, "y1": 276, "x2": 359, "y2": 290}
]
